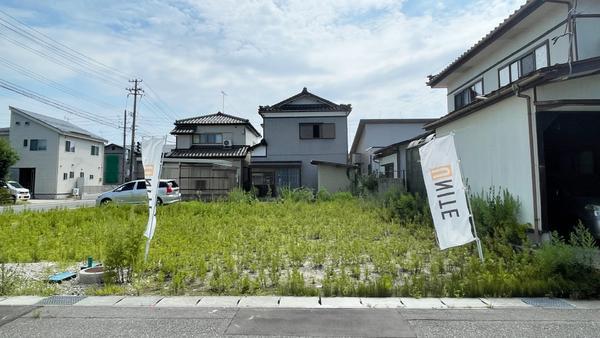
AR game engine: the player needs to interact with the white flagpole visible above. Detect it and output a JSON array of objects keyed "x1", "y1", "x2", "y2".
[{"x1": 143, "y1": 136, "x2": 167, "y2": 262}]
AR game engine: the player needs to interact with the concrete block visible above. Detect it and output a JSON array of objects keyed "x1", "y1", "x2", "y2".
[
  {"x1": 156, "y1": 297, "x2": 202, "y2": 307},
  {"x1": 196, "y1": 296, "x2": 241, "y2": 307},
  {"x1": 320, "y1": 297, "x2": 366, "y2": 308},
  {"x1": 361, "y1": 297, "x2": 404, "y2": 308},
  {"x1": 238, "y1": 296, "x2": 280, "y2": 308},
  {"x1": 279, "y1": 297, "x2": 320, "y2": 308},
  {"x1": 0, "y1": 296, "x2": 46, "y2": 306},
  {"x1": 401, "y1": 298, "x2": 447, "y2": 309},
  {"x1": 114, "y1": 296, "x2": 163, "y2": 307},
  {"x1": 74, "y1": 296, "x2": 124, "y2": 307},
  {"x1": 441, "y1": 298, "x2": 488, "y2": 309},
  {"x1": 481, "y1": 298, "x2": 532, "y2": 308}
]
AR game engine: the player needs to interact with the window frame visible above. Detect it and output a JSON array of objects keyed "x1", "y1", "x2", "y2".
[
  {"x1": 497, "y1": 41, "x2": 550, "y2": 88},
  {"x1": 453, "y1": 79, "x2": 484, "y2": 111},
  {"x1": 90, "y1": 145, "x2": 100, "y2": 156},
  {"x1": 192, "y1": 133, "x2": 224, "y2": 145},
  {"x1": 299, "y1": 123, "x2": 336, "y2": 139},
  {"x1": 30, "y1": 139, "x2": 47, "y2": 151}
]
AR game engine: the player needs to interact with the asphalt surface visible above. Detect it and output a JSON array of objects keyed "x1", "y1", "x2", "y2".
[
  {"x1": 0, "y1": 305, "x2": 599, "y2": 337},
  {"x1": 0, "y1": 198, "x2": 96, "y2": 213}
]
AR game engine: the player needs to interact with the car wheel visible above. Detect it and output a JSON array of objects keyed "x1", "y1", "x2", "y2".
[
  {"x1": 101, "y1": 198, "x2": 112, "y2": 205},
  {"x1": 156, "y1": 197, "x2": 163, "y2": 206}
]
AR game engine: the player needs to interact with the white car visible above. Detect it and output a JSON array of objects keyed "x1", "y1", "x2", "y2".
[
  {"x1": 0, "y1": 180, "x2": 31, "y2": 202},
  {"x1": 96, "y1": 179, "x2": 181, "y2": 206}
]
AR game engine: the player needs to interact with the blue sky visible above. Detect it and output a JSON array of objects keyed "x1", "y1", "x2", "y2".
[{"x1": 0, "y1": 0, "x2": 523, "y2": 146}]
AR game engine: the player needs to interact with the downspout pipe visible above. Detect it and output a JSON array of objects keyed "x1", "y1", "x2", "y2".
[{"x1": 514, "y1": 84, "x2": 541, "y2": 242}]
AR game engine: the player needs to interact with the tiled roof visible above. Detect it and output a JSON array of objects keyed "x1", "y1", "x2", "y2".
[
  {"x1": 170, "y1": 126, "x2": 196, "y2": 134},
  {"x1": 172, "y1": 112, "x2": 261, "y2": 136},
  {"x1": 258, "y1": 87, "x2": 351, "y2": 114},
  {"x1": 165, "y1": 145, "x2": 249, "y2": 159},
  {"x1": 9, "y1": 106, "x2": 106, "y2": 142},
  {"x1": 427, "y1": 0, "x2": 543, "y2": 87}
]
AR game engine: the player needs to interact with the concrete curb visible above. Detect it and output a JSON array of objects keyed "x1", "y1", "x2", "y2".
[{"x1": 0, "y1": 296, "x2": 594, "y2": 309}]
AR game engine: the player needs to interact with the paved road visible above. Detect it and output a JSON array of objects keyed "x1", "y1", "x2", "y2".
[
  {"x1": 0, "y1": 198, "x2": 96, "y2": 213},
  {"x1": 1, "y1": 305, "x2": 599, "y2": 337}
]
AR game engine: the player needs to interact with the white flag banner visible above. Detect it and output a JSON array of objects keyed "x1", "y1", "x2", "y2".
[
  {"x1": 141, "y1": 137, "x2": 166, "y2": 240},
  {"x1": 419, "y1": 134, "x2": 475, "y2": 250}
]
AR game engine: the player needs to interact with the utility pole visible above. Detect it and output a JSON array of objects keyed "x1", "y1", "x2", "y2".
[
  {"x1": 127, "y1": 79, "x2": 143, "y2": 181},
  {"x1": 121, "y1": 109, "x2": 127, "y2": 184}
]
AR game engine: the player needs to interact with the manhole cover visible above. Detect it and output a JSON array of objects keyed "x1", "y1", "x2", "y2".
[
  {"x1": 36, "y1": 296, "x2": 87, "y2": 306},
  {"x1": 521, "y1": 298, "x2": 574, "y2": 309}
]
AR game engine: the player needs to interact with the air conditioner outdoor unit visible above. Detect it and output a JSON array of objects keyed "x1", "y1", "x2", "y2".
[
  {"x1": 223, "y1": 139, "x2": 232, "y2": 148},
  {"x1": 72, "y1": 188, "x2": 80, "y2": 197}
]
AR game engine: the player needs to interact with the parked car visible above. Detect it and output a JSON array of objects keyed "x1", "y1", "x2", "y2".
[
  {"x1": 96, "y1": 179, "x2": 181, "y2": 206},
  {"x1": 0, "y1": 180, "x2": 30, "y2": 202}
]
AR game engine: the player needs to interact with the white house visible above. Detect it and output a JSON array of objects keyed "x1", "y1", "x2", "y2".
[
  {"x1": 8, "y1": 106, "x2": 107, "y2": 199},
  {"x1": 425, "y1": 0, "x2": 600, "y2": 237},
  {"x1": 350, "y1": 119, "x2": 437, "y2": 176}
]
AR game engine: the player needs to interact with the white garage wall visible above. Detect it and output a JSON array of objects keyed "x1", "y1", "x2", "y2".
[{"x1": 436, "y1": 95, "x2": 536, "y2": 226}]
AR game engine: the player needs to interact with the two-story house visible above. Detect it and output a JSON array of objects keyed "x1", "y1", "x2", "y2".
[
  {"x1": 425, "y1": 0, "x2": 600, "y2": 238},
  {"x1": 350, "y1": 119, "x2": 437, "y2": 177},
  {"x1": 162, "y1": 112, "x2": 261, "y2": 200},
  {"x1": 251, "y1": 88, "x2": 352, "y2": 194},
  {"x1": 8, "y1": 106, "x2": 106, "y2": 199}
]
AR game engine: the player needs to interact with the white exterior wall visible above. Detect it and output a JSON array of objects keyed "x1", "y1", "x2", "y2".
[
  {"x1": 445, "y1": 3, "x2": 573, "y2": 112},
  {"x1": 317, "y1": 165, "x2": 351, "y2": 193},
  {"x1": 378, "y1": 153, "x2": 398, "y2": 178},
  {"x1": 9, "y1": 112, "x2": 60, "y2": 196},
  {"x1": 56, "y1": 135, "x2": 104, "y2": 197},
  {"x1": 537, "y1": 73, "x2": 600, "y2": 102},
  {"x1": 436, "y1": 95, "x2": 535, "y2": 226}
]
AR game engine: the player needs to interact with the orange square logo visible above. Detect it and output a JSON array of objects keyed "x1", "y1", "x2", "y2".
[{"x1": 430, "y1": 165, "x2": 452, "y2": 180}]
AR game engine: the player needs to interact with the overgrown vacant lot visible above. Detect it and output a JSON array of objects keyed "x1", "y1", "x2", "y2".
[{"x1": 0, "y1": 194, "x2": 598, "y2": 298}]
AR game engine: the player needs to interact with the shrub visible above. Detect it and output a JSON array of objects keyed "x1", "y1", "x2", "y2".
[
  {"x1": 383, "y1": 191, "x2": 431, "y2": 224},
  {"x1": 0, "y1": 188, "x2": 14, "y2": 205},
  {"x1": 103, "y1": 221, "x2": 144, "y2": 284},
  {"x1": 227, "y1": 188, "x2": 257, "y2": 203},
  {"x1": 280, "y1": 187, "x2": 314, "y2": 202},
  {"x1": 316, "y1": 189, "x2": 332, "y2": 201},
  {"x1": 358, "y1": 174, "x2": 378, "y2": 194},
  {"x1": 0, "y1": 262, "x2": 20, "y2": 295}
]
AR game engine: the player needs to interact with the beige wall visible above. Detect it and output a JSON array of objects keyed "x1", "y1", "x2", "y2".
[{"x1": 316, "y1": 165, "x2": 352, "y2": 193}]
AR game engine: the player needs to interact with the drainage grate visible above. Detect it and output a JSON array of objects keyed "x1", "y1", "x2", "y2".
[
  {"x1": 36, "y1": 296, "x2": 87, "y2": 306},
  {"x1": 521, "y1": 298, "x2": 574, "y2": 309}
]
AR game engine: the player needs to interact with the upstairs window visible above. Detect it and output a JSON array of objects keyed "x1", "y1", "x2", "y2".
[
  {"x1": 23, "y1": 139, "x2": 28, "y2": 147},
  {"x1": 454, "y1": 80, "x2": 483, "y2": 110},
  {"x1": 65, "y1": 140, "x2": 75, "y2": 152},
  {"x1": 91, "y1": 145, "x2": 100, "y2": 156},
  {"x1": 193, "y1": 133, "x2": 223, "y2": 144},
  {"x1": 30, "y1": 139, "x2": 47, "y2": 151},
  {"x1": 299, "y1": 123, "x2": 335, "y2": 139},
  {"x1": 498, "y1": 43, "x2": 548, "y2": 87}
]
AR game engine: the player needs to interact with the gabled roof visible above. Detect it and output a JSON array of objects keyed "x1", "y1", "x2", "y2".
[
  {"x1": 427, "y1": 0, "x2": 544, "y2": 87},
  {"x1": 172, "y1": 112, "x2": 261, "y2": 137},
  {"x1": 258, "y1": 87, "x2": 351, "y2": 116},
  {"x1": 349, "y1": 118, "x2": 438, "y2": 155},
  {"x1": 165, "y1": 145, "x2": 249, "y2": 159},
  {"x1": 9, "y1": 106, "x2": 107, "y2": 143}
]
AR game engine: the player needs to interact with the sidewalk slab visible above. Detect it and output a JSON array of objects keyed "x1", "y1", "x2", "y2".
[
  {"x1": 114, "y1": 296, "x2": 163, "y2": 307},
  {"x1": 441, "y1": 298, "x2": 488, "y2": 309},
  {"x1": 401, "y1": 298, "x2": 447, "y2": 309},
  {"x1": 481, "y1": 298, "x2": 531, "y2": 308},
  {"x1": 279, "y1": 297, "x2": 320, "y2": 308},
  {"x1": 196, "y1": 296, "x2": 241, "y2": 307},
  {"x1": 238, "y1": 296, "x2": 280, "y2": 308},
  {"x1": 156, "y1": 297, "x2": 202, "y2": 307},
  {"x1": 0, "y1": 296, "x2": 46, "y2": 306},
  {"x1": 566, "y1": 300, "x2": 600, "y2": 309},
  {"x1": 320, "y1": 297, "x2": 366, "y2": 308},
  {"x1": 361, "y1": 297, "x2": 404, "y2": 308},
  {"x1": 74, "y1": 296, "x2": 124, "y2": 307}
]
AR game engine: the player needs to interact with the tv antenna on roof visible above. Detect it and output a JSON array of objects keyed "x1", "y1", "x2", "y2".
[{"x1": 221, "y1": 90, "x2": 227, "y2": 113}]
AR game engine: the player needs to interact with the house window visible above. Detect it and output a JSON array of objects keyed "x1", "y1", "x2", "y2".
[
  {"x1": 521, "y1": 53, "x2": 535, "y2": 76},
  {"x1": 454, "y1": 79, "x2": 483, "y2": 110},
  {"x1": 192, "y1": 133, "x2": 223, "y2": 144},
  {"x1": 534, "y1": 44, "x2": 548, "y2": 68},
  {"x1": 499, "y1": 66, "x2": 510, "y2": 87},
  {"x1": 383, "y1": 163, "x2": 394, "y2": 178},
  {"x1": 69, "y1": 171, "x2": 74, "y2": 179},
  {"x1": 89, "y1": 174, "x2": 94, "y2": 180},
  {"x1": 63, "y1": 173, "x2": 68, "y2": 180},
  {"x1": 90, "y1": 145, "x2": 99, "y2": 156},
  {"x1": 15, "y1": 121, "x2": 20, "y2": 126},
  {"x1": 299, "y1": 123, "x2": 335, "y2": 139},
  {"x1": 30, "y1": 139, "x2": 47, "y2": 151},
  {"x1": 65, "y1": 140, "x2": 75, "y2": 152},
  {"x1": 80, "y1": 172, "x2": 84, "y2": 178},
  {"x1": 23, "y1": 139, "x2": 28, "y2": 147},
  {"x1": 510, "y1": 61, "x2": 520, "y2": 82},
  {"x1": 24, "y1": 121, "x2": 29, "y2": 126}
]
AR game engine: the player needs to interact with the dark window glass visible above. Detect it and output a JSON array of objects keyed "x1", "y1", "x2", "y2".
[
  {"x1": 169, "y1": 180, "x2": 178, "y2": 188},
  {"x1": 159, "y1": 181, "x2": 167, "y2": 188},
  {"x1": 89, "y1": 175, "x2": 94, "y2": 180},
  {"x1": 117, "y1": 182, "x2": 135, "y2": 191},
  {"x1": 299, "y1": 123, "x2": 335, "y2": 139},
  {"x1": 30, "y1": 139, "x2": 47, "y2": 151},
  {"x1": 384, "y1": 163, "x2": 394, "y2": 178},
  {"x1": 23, "y1": 139, "x2": 28, "y2": 147},
  {"x1": 65, "y1": 141, "x2": 71, "y2": 152},
  {"x1": 63, "y1": 173, "x2": 68, "y2": 180},
  {"x1": 69, "y1": 172, "x2": 74, "y2": 179},
  {"x1": 80, "y1": 172, "x2": 84, "y2": 178},
  {"x1": 312, "y1": 124, "x2": 320, "y2": 138},
  {"x1": 521, "y1": 53, "x2": 535, "y2": 76},
  {"x1": 136, "y1": 181, "x2": 147, "y2": 190},
  {"x1": 299, "y1": 124, "x2": 313, "y2": 139},
  {"x1": 321, "y1": 124, "x2": 335, "y2": 139}
]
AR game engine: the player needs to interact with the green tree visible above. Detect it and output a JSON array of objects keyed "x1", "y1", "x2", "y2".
[{"x1": 0, "y1": 139, "x2": 18, "y2": 180}]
